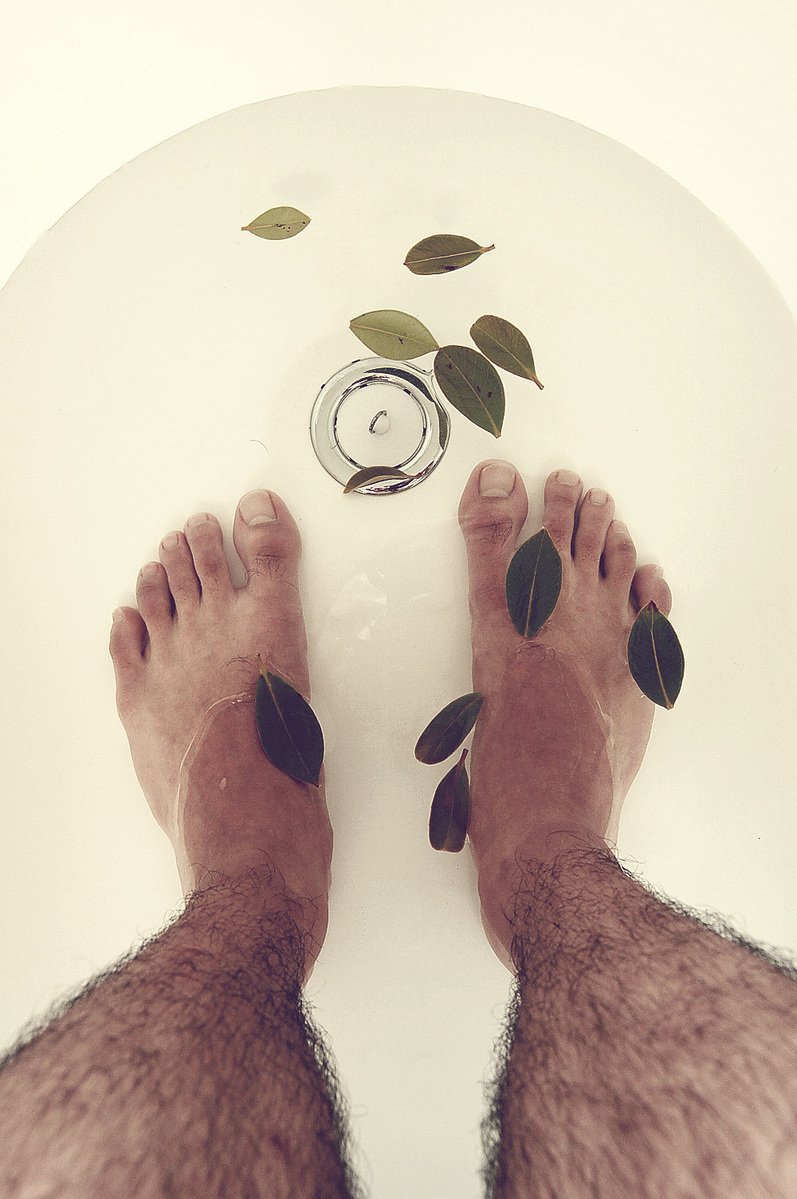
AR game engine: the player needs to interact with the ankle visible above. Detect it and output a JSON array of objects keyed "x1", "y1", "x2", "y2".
[{"x1": 475, "y1": 829, "x2": 620, "y2": 970}]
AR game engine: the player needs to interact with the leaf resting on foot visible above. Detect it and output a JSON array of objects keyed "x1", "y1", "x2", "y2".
[
  {"x1": 627, "y1": 601, "x2": 685, "y2": 709},
  {"x1": 505, "y1": 528, "x2": 563, "y2": 637},
  {"x1": 254, "y1": 657, "x2": 324, "y2": 786}
]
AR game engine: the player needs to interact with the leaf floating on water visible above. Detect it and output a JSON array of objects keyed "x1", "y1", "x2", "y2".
[
  {"x1": 627, "y1": 601, "x2": 684, "y2": 709},
  {"x1": 415, "y1": 692, "x2": 484, "y2": 764},
  {"x1": 241, "y1": 206, "x2": 311, "y2": 240},
  {"x1": 404, "y1": 235, "x2": 495, "y2": 275},
  {"x1": 254, "y1": 658, "x2": 324, "y2": 786},
  {"x1": 349, "y1": 310, "x2": 439, "y2": 360},
  {"x1": 344, "y1": 466, "x2": 413, "y2": 494},
  {"x1": 429, "y1": 748, "x2": 471, "y2": 852},
  {"x1": 433, "y1": 346, "x2": 505, "y2": 438},
  {"x1": 506, "y1": 528, "x2": 562, "y2": 637},
  {"x1": 470, "y1": 315, "x2": 544, "y2": 389}
]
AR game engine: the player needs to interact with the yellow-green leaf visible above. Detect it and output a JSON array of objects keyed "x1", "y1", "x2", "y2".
[
  {"x1": 254, "y1": 658, "x2": 324, "y2": 786},
  {"x1": 344, "y1": 466, "x2": 413, "y2": 494},
  {"x1": 349, "y1": 310, "x2": 439, "y2": 360},
  {"x1": 404, "y1": 235, "x2": 495, "y2": 275},
  {"x1": 415, "y1": 692, "x2": 484, "y2": 764},
  {"x1": 505, "y1": 528, "x2": 562, "y2": 637},
  {"x1": 627, "y1": 601, "x2": 684, "y2": 709},
  {"x1": 242, "y1": 206, "x2": 311, "y2": 240},
  {"x1": 429, "y1": 748, "x2": 471, "y2": 852},
  {"x1": 470, "y1": 314, "x2": 544, "y2": 389},
  {"x1": 433, "y1": 346, "x2": 505, "y2": 438}
]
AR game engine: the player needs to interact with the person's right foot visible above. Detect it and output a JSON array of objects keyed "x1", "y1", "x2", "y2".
[{"x1": 457, "y1": 461, "x2": 673, "y2": 967}]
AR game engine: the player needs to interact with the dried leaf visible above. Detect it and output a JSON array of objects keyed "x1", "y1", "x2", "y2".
[
  {"x1": 254, "y1": 658, "x2": 324, "y2": 786},
  {"x1": 470, "y1": 314, "x2": 544, "y2": 389},
  {"x1": 627, "y1": 601, "x2": 684, "y2": 709},
  {"x1": 433, "y1": 346, "x2": 505, "y2": 438},
  {"x1": 415, "y1": 692, "x2": 484, "y2": 764},
  {"x1": 429, "y1": 748, "x2": 471, "y2": 852},
  {"x1": 405, "y1": 234, "x2": 495, "y2": 275},
  {"x1": 349, "y1": 310, "x2": 439, "y2": 360},
  {"x1": 344, "y1": 466, "x2": 413, "y2": 494},
  {"x1": 242, "y1": 206, "x2": 311, "y2": 240},
  {"x1": 505, "y1": 528, "x2": 562, "y2": 637}
]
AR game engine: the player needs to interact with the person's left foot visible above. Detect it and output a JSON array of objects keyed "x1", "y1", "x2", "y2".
[{"x1": 109, "y1": 488, "x2": 333, "y2": 968}]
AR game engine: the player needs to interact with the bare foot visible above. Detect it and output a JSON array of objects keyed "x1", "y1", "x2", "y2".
[
  {"x1": 458, "y1": 461, "x2": 673, "y2": 969},
  {"x1": 109, "y1": 489, "x2": 333, "y2": 980}
]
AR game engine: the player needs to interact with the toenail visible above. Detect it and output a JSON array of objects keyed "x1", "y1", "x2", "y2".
[
  {"x1": 161, "y1": 532, "x2": 179, "y2": 550},
  {"x1": 589, "y1": 489, "x2": 608, "y2": 505},
  {"x1": 557, "y1": 469, "x2": 580, "y2": 486},
  {"x1": 240, "y1": 489, "x2": 277, "y2": 525},
  {"x1": 479, "y1": 462, "x2": 516, "y2": 497},
  {"x1": 141, "y1": 562, "x2": 161, "y2": 578},
  {"x1": 186, "y1": 512, "x2": 212, "y2": 527}
]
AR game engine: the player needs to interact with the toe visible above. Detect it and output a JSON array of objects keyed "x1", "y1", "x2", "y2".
[
  {"x1": 541, "y1": 469, "x2": 584, "y2": 558},
  {"x1": 135, "y1": 561, "x2": 173, "y2": 637},
  {"x1": 573, "y1": 486, "x2": 616, "y2": 574},
  {"x1": 109, "y1": 606, "x2": 147, "y2": 709},
  {"x1": 602, "y1": 519, "x2": 638, "y2": 586},
  {"x1": 631, "y1": 563, "x2": 672, "y2": 618},
  {"x1": 181, "y1": 514, "x2": 233, "y2": 604},
  {"x1": 458, "y1": 460, "x2": 529, "y2": 631},
  {"x1": 232, "y1": 489, "x2": 303, "y2": 603},
  {"x1": 158, "y1": 529, "x2": 200, "y2": 612}
]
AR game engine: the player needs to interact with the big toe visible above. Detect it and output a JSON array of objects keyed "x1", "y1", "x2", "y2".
[
  {"x1": 458, "y1": 460, "x2": 529, "y2": 637},
  {"x1": 232, "y1": 489, "x2": 304, "y2": 604}
]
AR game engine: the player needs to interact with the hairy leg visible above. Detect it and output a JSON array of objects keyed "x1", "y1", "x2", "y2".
[
  {"x1": 456, "y1": 461, "x2": 796, "y2": 1198},
  {"x1": 0, "y1": 487, "x2": 364, "y2": 1198},
  {"x1": 0, "y1": 865, "x2": 365, "y2": 1199},
  {"x1": 479, "y1": 842, "x2": 797, "y2": 1199}
]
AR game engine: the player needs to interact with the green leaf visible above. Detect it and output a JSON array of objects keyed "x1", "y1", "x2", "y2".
[
  {"x1": 404, "y1": 234, "x2": 495, "y2": 275},
  {"x1": 429, "y1": 748, "x2": 471, "y2": 852},
  {"x1": 344, "y1": 466, "x2": 413, "y2": 494},
  {"x1": 433, "y1": 346, "x2": 505, "y2": 438},
  {"x1": 627, "y1": 601, "x2": 684, "y2": 709},
  {"x1": 415, "y1": 692, "x2": 484, "y2": 764},
  {"x1": 254, "y1": 659, "x2": 324, "y2": 786},
  {"x1": 470, "y1": 315, "x2": 544, "y2": 389},
  {"x1": 242, "y1": 206, "x2": 311, "y2": 240},
  {"x1": 505, "y1": 528, "x2": 562, "y2": 637},
  {"x1": 349, "y1": 310, "x2": 439, "y2": 360}
]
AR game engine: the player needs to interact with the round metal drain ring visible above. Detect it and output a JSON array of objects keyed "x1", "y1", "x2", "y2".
[{"x1": 310, "y1": 357, "x2": 450, "y2": 494}]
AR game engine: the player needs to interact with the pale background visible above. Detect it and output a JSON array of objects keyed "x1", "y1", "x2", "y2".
[{"x1": 1, "y1": 6, "x2": 796, "y2": 1199}]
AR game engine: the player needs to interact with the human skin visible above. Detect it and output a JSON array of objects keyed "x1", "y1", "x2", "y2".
[{"x1": 0, "y1": 462, "x2": 794, "y2": 1198}]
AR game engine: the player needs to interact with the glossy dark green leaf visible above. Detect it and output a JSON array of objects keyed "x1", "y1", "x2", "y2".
[
  {"x1": 344, "y1": 466, "x2": 413, "y2": 494},
  {"x1": 429, "y1": 748, "x2": 471, "y2": 852},
  {"x1": 470, "y1": 314, "x2": 544, "y2": 389},
  {"x1": 433, "y1": 346, "x2": 505, "y2": 438},
  {"x1": 404, "y1": 234, "x2": 495, "y2": 275},
  {"x1": 627, "y1": 601, "x2": 684, "y2": 709},
  {"x1": 349, "y1": 310, "x2": 439, "y2": 359},
  {"x1": 415, "y1": 692, "x2": 484, "y2": 764},
  {"x1": 505, "y1": 527, "x2": 562, "y2": 637},
  {"x1": 254, "y1": 659, "x2": 324, "y2": 786},
  {"x1": 241, "y1": 206, "x2": 311, "y2": 240}
]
